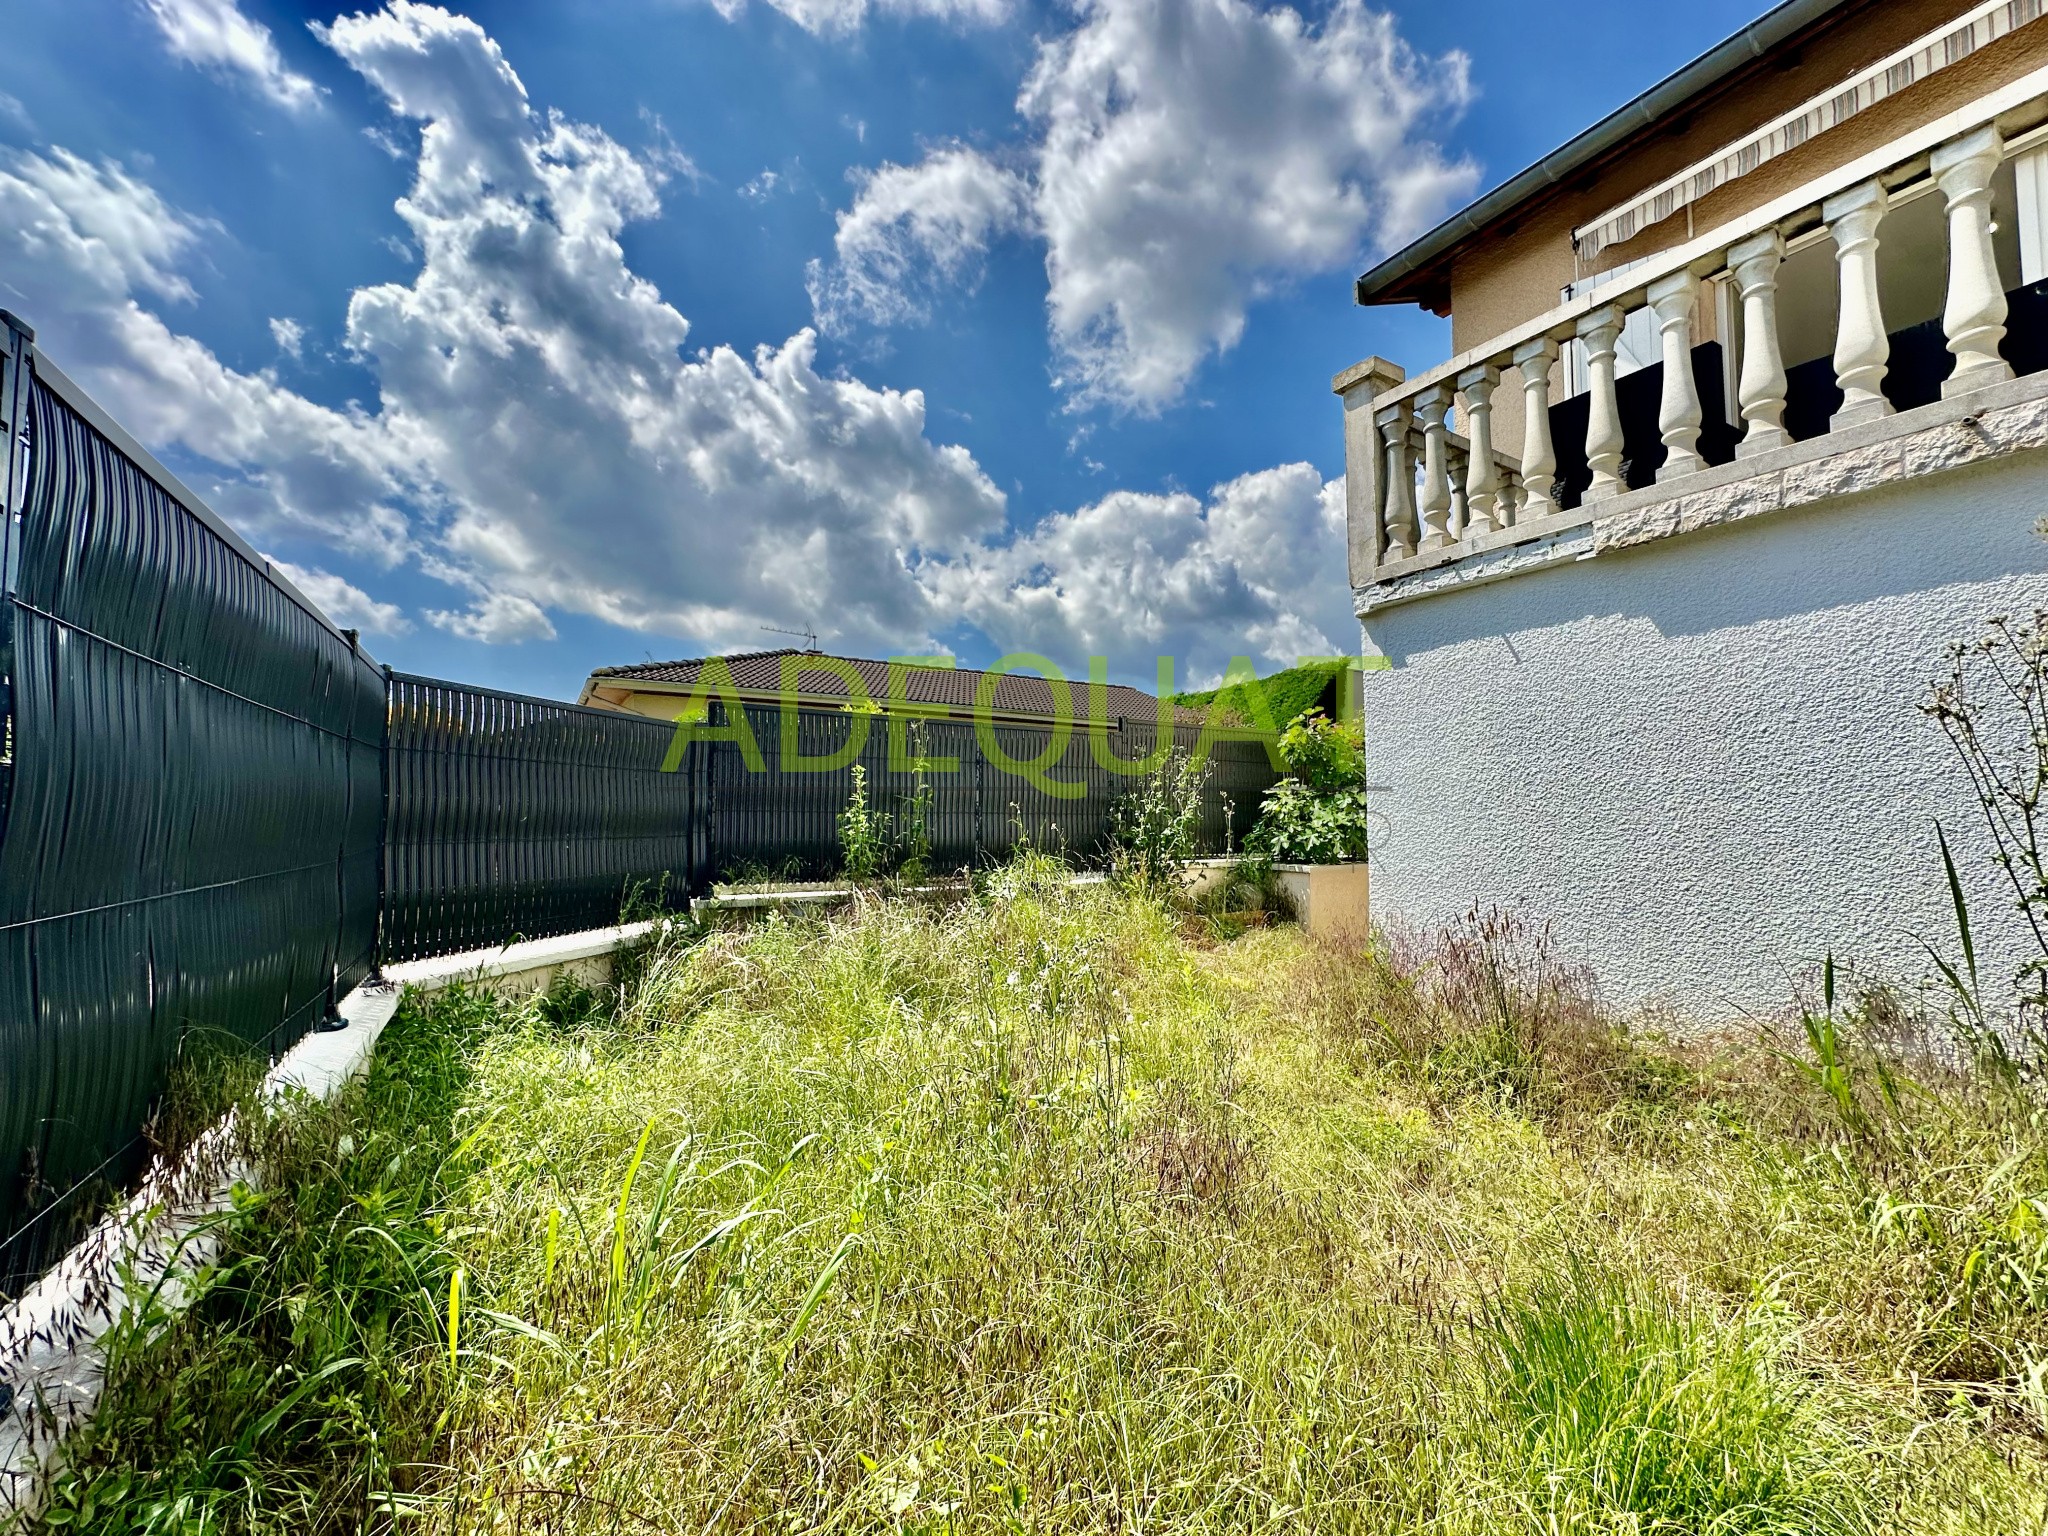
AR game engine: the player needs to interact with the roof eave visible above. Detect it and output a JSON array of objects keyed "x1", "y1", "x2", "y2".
[{"x1": 1353, "y1": 0, "x2": 1853, "y2": 308}]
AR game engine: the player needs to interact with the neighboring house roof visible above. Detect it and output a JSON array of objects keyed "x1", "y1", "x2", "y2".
[
  {"x1": 584, "y1": 649, "x2": 1211, "y2": 725},
  {"x1": 1352, "y1": 0, "x2": 1854, "y2": 311}
]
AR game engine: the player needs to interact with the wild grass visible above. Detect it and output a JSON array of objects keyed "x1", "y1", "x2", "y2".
[{"x1": 35, "y1": 862, "x2": 2048, "y2": 1533}]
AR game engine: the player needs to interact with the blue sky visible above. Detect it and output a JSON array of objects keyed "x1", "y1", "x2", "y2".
[{"x1": 0, "y1": 0, "x2": 1766, "y2": 697}]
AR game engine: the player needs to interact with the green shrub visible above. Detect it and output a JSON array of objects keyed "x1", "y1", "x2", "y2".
[
  {"x1": 1247, "y1": 709, "x2": 1369, "y2": 866},
  {"x1": 1173, "y1": 657, "x2": 1354, "y2": 729}
]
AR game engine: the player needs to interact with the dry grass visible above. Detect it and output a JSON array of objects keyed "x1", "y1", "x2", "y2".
[{"x1": 36, "y1": 865, "x2": 2048, "y2": 1533}]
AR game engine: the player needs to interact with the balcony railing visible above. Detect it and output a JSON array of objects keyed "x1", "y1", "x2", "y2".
[{"x1": 1338, "y1": 61, "x2": 2048, "y2": 583}]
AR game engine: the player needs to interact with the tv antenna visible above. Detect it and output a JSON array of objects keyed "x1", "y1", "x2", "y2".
[{"x1": 760, "y1": 622, "x2": 819, "y2": 650}]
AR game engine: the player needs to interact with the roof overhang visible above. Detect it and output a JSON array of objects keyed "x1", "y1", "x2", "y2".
[
  {"x1": 581, "y1": 673, "x2": 1176, "y2": 730},
  {"x1": 1353, "y1": 0, "x2": 1855, "y2": 311}
]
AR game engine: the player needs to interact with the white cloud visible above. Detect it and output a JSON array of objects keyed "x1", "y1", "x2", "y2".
[
  {"x1": 0, "y1": 149, "x2": 209, "y2": 305},
  {"x1": 815, "y1": 0, "x2": 1475, "y2": 412},
  {"x1": 739, "y1": 169, "x2": 781, "y2": 201},
  {"x1": 809, "y1": 147, "x2": 1032, "y2": 330},
  {"x1": 428, "y1": 591, "x2": 556, "y2": 643},
  {"x1": 926, "y1": 463, "x2": 1355, "y2": 684},
  {"x1": 696, "y1": 0, "x2": 1009, "y2": 38},
  {"x1": 268, "y1": 558, "x2": 411, "y2": 634},
  {"x1": 0, "y1": 3, "x2": 1359, "y2": 676},
  {"x1": 268, "y1": 315, "x2": 305, "y2": 357},
  {"x1": 0, "y1": 3, "x2": 1002, "y2": 652},
  {"x1": 0, "y1": 145, "x2": 415, "y2": 566},
  {"x1": 141, "y1": 0, "x2": 322, "y2": 110}
]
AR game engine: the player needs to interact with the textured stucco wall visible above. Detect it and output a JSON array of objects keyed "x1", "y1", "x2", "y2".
[{"x1": 1359, "y1": 449, "x2": 2048, "y2": 1017}]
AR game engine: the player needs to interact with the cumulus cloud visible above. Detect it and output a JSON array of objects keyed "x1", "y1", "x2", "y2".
[
  {"x1": 815, "y1": 0, "x2": 1475, "y2": 411},
  {"x1": 0, "y1": 149, "x2": 209, "y2": 305},
  {"x1": 140, "y1": 0, "x2": 322, "y2": 109},
  {"x1": 809, "y1": 146, "x2": 1033, "y2": 330},
  {"x1": 268, "y1": 315, "x2": 305, "y2": 357},
  {"x1": 0, "y1": 2, "x2": 1003, "y2": 652},
  {"x1": 269, "y1": 558, "x2": 411, "y2": 634},
  {"x1": 428, "y1": 591, "x2": 556, "y2": 643},
  {"x1": 0, "y1": 3, "x2": 1357, "y2": 676},
  {"x1": 696, "y1": 0, "x2": 1009, "y2": 38},
  {"x1": 926, "y1": 462, "x2": 1354, "y2": 683},
  {"x1": 0, "y1": 144, "x2": 415, "y2": 564}
]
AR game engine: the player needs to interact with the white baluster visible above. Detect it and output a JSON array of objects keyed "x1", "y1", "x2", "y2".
[
  {"x1": 1647, "y1": 271, "x2": 1703, "y2": 481},
  {"x1": 1448, "y1": 445, "x2": 1470, "y2": 537},
  {"x1": 1415, "y1": 387, "x2": 1452, "y2": 551},
  {"x1": 1458, "y1": 365, "x2": 1501, "y2": 533},
  {"x1": 1578, "y1": 305, "x2": 1626, "y2": 499},
  {"x1": 1932, "y1": 124, "x2": 2015, "y2": 397},
  {"x1": 1728, "y1": 228, "x2": 1788, "y2": 454},
  {"x1": 1825, "y1": 178, "x2": 1892, "y2": 428},
  {"x1": 1514, "y1": 337, "x2": 1559, "y2": 518},
  {"x1": 1376, "y1": 403, "x2": 1416, "y2": 560},
  {"x1": 1498, "y1": 472, "x2": 1524, "y2": 527}
]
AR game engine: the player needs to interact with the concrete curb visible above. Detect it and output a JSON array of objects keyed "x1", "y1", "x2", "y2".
[
  {"x1": 384, "y1": 921, "x2": 660, "y2": 996},
  {"x1": 0, "y1": 981, "x2": 403, "y2": 1522},
  {"x1": 0, "y1": 919, "x2": 664, "y2": 1523}
]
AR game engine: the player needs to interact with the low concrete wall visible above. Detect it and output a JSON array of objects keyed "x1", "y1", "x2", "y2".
[
  {"x1": 385, "y1": 921, "x2": 659, "y2": 998},
  {"x1": 1359, "y1": 443, "x2": 2048, "y2": 1016},
  {"x1": 1272, "y1": 863, "x2": 1372, "y2": 941},
  {"x1": 0, "y1": 917, "x2": 669, "y2": 1523},
  {"x1": 1, "y1": 984, "x2": 405, "y2": 1522}
]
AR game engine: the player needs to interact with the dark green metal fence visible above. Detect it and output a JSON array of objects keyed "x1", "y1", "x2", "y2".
[
  {"x1": 0, "y1": 318, "x2": 385, "y2": 1292},
  {"x1": 703, "y1": 704, "x2": 1269, "y2": 880},
  {"x1": 380, "y1": 673, "x2": 707, "y2": 963}
]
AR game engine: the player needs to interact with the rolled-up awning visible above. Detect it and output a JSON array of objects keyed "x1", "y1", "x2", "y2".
[{"x1": 1575, "y1": 0, "x2": 2047, "y2": 261}]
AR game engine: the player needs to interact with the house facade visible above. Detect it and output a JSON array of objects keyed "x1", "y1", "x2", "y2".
[{"x1": 1341, "y1": 0, "x2": 2048, "y2": 1010}]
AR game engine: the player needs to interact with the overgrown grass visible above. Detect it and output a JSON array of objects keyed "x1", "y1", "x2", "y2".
[{"x1": 36, "y1": 864, "x2": 2048, "y2": 1532}]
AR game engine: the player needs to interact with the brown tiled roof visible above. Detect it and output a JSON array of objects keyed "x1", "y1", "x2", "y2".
[{"x1": 589, "y1": 649, "x2": 1208, "y2": 725}]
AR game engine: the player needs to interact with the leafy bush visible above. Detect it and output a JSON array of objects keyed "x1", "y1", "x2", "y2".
[
  {"x1": 1246, "y1": 709, "x2": 1369, "y2": 865},
  {"x1": 835, "y1": 761, "x2": 936, "y2": 886}
]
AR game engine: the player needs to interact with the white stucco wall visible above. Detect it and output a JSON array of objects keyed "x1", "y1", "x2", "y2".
[{"x1": 1360, "y1": 448, "x2": 2048, "y2": 1017}]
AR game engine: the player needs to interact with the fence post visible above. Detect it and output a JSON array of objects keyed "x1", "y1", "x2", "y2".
[
  {"x1": 973, "y1": 734, "x2": 986, "y2": 858},
  {"x1": 0, "y1": 311, "x2": 34, "y2": 848},
  {"x1": 374, "y1": 660, "x2": 393, "y2": 979}
]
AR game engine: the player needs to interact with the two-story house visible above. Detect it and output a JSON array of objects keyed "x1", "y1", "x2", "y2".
[{"x1": 1339, "y1": 0, "x2": 2048, "y2": 1010}]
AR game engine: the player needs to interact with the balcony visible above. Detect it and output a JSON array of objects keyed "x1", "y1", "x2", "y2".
[{"x1": 1337, "y1": 62, "x2": 2048, "y2": 606}]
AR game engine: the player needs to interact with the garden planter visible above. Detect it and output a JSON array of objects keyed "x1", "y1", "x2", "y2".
[{"x1": 1270, "y1": 862, "x2": 1371, "y2": 941}]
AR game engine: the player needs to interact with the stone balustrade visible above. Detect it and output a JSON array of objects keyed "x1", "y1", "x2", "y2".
[{"x1": 1338, "y1": 75, "x2": 2048, "y2": 582}]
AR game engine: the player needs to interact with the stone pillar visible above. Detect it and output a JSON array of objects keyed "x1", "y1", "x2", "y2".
[
  {"x1": 1578, "y1": 305, "x2": 1626, "y2": 500},
  {"x1": 1824, "y1": 178, "x2": 1891, "y2": 429},
  {"x1": 1513, "y1": 337, "x2": 1560, "y2": 518},
  {"x1": 1376, "y1": 402, "x2": 1417, "y2": 561},
  {"x1": 1416, "y1": 387, "x2": 1453, "y2": 551},
  {"x1": 1931, "y1": 124, "x2": 2014, "y2": 398},
  {"x1": 1333, "y1": 356, "x2": 1406, "y2": 580},
  {"x1": 1647, "y1": 271, "x2": 1703, "y2": 481},
  {"x1": 1728, "y1": 228, "x2": 1788, "y2": 455},
  {"x1": 1458, "y1": 364, "x2": 1501, "y2": 534}
]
